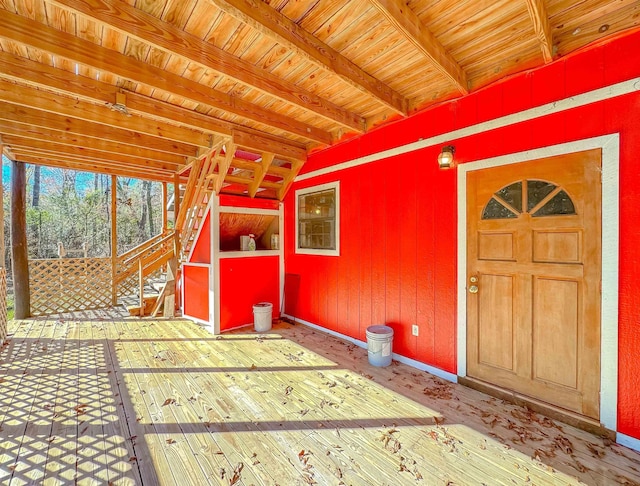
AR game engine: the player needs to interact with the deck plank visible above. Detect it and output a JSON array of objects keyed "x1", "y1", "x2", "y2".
[{"x1": 2, "y1": 314, "x2": 640, "y2": 485}]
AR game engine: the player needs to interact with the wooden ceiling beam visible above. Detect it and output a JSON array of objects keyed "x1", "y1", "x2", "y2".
[
  {"x1": 277, "y1": 159, "x2": 303, "y2": 201},
  {"x1": 0, "y1": 9, "x2": 332, "y2": 145},
  {"x1": 50, "y1": 0, "x2": 365, "y2": 132},
  {"x1": 206, "y1": 0, "x2": 407, "y2": 116},
  {"x1": 0, "y1": 119, "x2": 187, "y2": 165},
  {"x1": 0, "y1": 50, "x2": 307, "y2": 160},
  {"x1": 2, "y1": 135, "x2": 182, "y2": 172},
  {"x1": 249, "y1": 153, "x2": 275, "y2": 198},
  {"x1": 0, "y1": 102, "x2": 198, "y2": 157},
  {"x1": 0, "y1": 79, "x2": 211, "y2": 149},
  {"x1": 13, "y1": 153, "x2": 173, "y2": 182},
  {"x1": 232, "y1": 128, "x2": 306, "y2": 162},
  {"x1": 215, "y1": 142, "x2": 236, "y2": 194},
  {"x1": 368, "y1": 0, "x2": 468, "y2": 94},
  {"x1": 524, "y1": 0, "x2": 554, "y2": 62}
]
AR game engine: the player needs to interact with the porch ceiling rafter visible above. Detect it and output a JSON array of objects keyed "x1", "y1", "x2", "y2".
[
  {"x1": 1, "y1": 135, "x2": 183, "y2": 173},
  {"x1": 524, "y1": 0, "x2": 554, "y2": 62},
  {"x1": 205, "y1": 0, "x2": 408, "y2": 116},
  {"x1": 0, "y1": 119, "x2": 187, "y2": 166},
  {"x1": 0, "y1": 79, "x2": 211, "y2": 149},
  {"x1": 0, "y1": 50, "x2": 306, "y2": 162},
  {"x1": 49, "y1": 0, "x2": 365, "y2": 133},
  {"x1": 0, "y1": 101, "x2": 198, "y2": 158},
  {"x1": 0, "y1": 8, "x2": 332, "y2": 145},
  {"x1": 368, "y1": 0, "x2": 468, "y2": 94},
  {"x1": 12, "y1": 153, "x2": 175, "y2": 182}
]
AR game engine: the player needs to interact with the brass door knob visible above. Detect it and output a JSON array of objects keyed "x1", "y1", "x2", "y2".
[{"x1": 469, "y1": 285, "x2": 479, "y2": 294}]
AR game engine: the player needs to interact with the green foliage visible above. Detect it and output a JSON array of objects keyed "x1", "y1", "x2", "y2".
[{"x1": 6, "y1": 167, "x2": 171, "y2": 262}]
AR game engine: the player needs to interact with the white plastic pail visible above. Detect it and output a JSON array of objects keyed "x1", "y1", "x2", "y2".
[
  {"x1": 366, "y1": 325, "x2": 394, "y2": 367},
  {"x1": 253, "y1": 302, "x2": 273, "y2": 332}
]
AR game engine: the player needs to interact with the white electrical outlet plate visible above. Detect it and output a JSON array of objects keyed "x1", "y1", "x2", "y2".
[{"x1": 412, "y1": 324, "x2": 419, "y2": 336}]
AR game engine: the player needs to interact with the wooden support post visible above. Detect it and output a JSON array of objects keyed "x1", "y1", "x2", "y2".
[
  {"x1": 111, "y1": 175, "x2": 118, "y2": 305},
  {"x1": 11, "y1": 159, "x2": 30, "y2": 318},
  {"x1": 162, "y1": 181, "x2": 168, "y2": 233},
  {"x1": 0, "y1": 144, "x2": 4, "y2": 269},
  {"x1": 173, "y1": 172, "x2": 181, "y2": 312}
]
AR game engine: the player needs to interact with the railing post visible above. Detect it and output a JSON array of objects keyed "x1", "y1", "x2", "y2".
[
  {"x1": 111, "y1": 175, "x2": 118, "y2": 305},
  {"x1": 138, "y1": 258, "x2": 144, "y2": 317}
]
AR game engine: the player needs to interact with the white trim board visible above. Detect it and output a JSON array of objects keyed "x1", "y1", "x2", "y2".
[
  {"x1": 296, "y1": 77, "x2": 639, "y2": 182},
  {"x1": 284, "y1": 314, "x2": 458, "y2": 383},
  {"x1": 617, "y1": 433, "x2": 640, "y2": 453},
  {"x1": 456, "y1": 134, "x2": 620, "y2": 432}
]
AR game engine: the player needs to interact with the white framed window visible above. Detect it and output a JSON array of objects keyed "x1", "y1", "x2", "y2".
[{"x1": 295, "y1": 181, "x2": 340, "y2": 256}]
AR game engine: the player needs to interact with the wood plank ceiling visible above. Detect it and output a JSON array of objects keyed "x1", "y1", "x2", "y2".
[{"x1": 0, "y1": 0, "x2": 637, "y2": 197}]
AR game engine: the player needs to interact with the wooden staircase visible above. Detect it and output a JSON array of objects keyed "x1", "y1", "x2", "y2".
[{"x1": 114, "y1": 231, "x2": 177, "y2": 316}]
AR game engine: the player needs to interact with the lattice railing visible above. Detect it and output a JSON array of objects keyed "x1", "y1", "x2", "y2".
[
  {"x1": 0, "y1": 269, "x2": 7, "y2": 343},
  {"x1": 29, "y1": 258, "x2": 112, "y2": 316}
]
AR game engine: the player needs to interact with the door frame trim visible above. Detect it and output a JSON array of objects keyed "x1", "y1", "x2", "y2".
[{"x1": 456, "y1": 134, "x2": 620, "y2": 431}]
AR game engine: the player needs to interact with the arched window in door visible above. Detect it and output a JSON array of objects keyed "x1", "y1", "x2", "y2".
[{"x1": 481, "y1": 180, "x2": 576, "y2": 220}]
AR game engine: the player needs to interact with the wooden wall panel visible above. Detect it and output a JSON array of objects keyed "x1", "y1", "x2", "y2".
[
  {"x1": 183, "y1": 265, "x2": 209, "y2": 322},
  {"x1": 285, "y1": 28, "x2": 640, "y2": 439},
  {"x1": 219, "y1": 255, "x2": 279, "y2": 331},
  {"x1": 189, "y1": 211, "x2": 211, "y2": 264}
]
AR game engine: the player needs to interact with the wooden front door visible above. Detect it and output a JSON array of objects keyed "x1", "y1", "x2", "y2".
[{"x1": 466, "y1": 150, "x2": 602, "y2": 420}]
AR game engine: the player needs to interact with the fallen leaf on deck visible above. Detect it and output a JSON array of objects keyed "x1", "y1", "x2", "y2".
[
  {"x1": 129, "y1": 457, "x2": 137, "y2": 462},
  {"x1": 285, "y1": 386, "x2": 293, "y2": 396},
  {"x1": 553, "y1": 435, "x2": 574, "y2": 454},
  {"x1": 166, "y1": 439, "x2": 176, "y2": 444},
  {"x1": 229, "y1": 462, "x2": 243, "y2": 485},
  {"x1": 162, "y1": 398, "x2": 176, "y2": 406},
  {"x1": 587, "y1": 442, "x2": 606, "y2": 458},
  {"x1": 301, "y1": 473, "x2": 317, "y2": 484},
  {"x1": 249, "y1": 364, "x2": 257, "y2": 370}
]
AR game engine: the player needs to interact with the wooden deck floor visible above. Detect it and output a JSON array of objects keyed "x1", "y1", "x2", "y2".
[{"x1": 1, "y1": 313, "x2": 639, "y2": 485}]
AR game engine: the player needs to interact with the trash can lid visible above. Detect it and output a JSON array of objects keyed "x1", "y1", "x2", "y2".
[
  {"x1": 253, "y1": 302, "x2": 272, "y2": 308},
  {"x1": 366, "y1": 325, "x2": 393, "y2": 335}
]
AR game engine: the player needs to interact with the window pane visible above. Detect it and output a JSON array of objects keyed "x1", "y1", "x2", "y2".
[
  {"x1": 495, "y1": 182, "x2": 522, "y2": 213},
  {"x1": 298, "y1": 188, "x2": 336, "y2": 250},
  {"x1": 532, "y1": 190, "x2": 576, "y2": 217},
  {"x1": 527, "y1": 180, "x2": 557, "y2": 212},
  {"x1": 482, "y1": 197, "x2": 518, "y2": 220}
]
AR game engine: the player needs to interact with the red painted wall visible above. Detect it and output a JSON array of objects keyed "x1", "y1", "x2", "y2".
[
  {"x1": 220, "y1": 194, "x2": 279, "y2": 211},
  {"x1": 189, "y1": 212, "x2": 210, "y2": 263},
  {"x1": 219, "y1": 256, "x2": 280, "y2": 331},
  {"x1": 183, "y1": 265, "x2": 209, "y2": 322},
  {"x1": 285, "y1": 29, "x2": 640, "y2": 439}
]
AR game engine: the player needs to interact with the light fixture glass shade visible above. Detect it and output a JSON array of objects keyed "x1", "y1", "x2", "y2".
[{"x1": 438, "y1": 145, "x2": 455, "y2": 168}]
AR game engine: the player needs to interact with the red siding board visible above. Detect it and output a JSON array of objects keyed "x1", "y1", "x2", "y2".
[
  {"x1": 532, "y1": 59, "x2": 566, "y2": 106},
  {"x1": 358, "y1": 164, "x2": 374, "y2": 341},
  {"x1": 502, "y1": 72, "x2": 533, "y2": 116},
  {"x1": 370, "y1": 163, "x2": 387, "y2": 327},
  {"x1": 604, "y1": 27, "x2": 640, "y2": 84},
  {"x1": 183, "y1": 265, "x2": 209, "y2": 321},
  {"x1": 219, "y1": 256, "x2": 279, "y2": 331},
  {"x1": 399, "y1": 154, "x2": 418, "y2": 358},
  {"x1": 189, "y1": 211, "x2": 210, "y2": 264},
  {"x1": 565, "y1": 45, "x2": 605, "y2": 98},
  {"x1": 385, "y1": 162, "x2": 402, "y2": 352}
]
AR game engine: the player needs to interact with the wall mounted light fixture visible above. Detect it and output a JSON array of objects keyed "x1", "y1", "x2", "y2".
[{"x1": 438, "y1": 145, "x2": 455, "y2": 169}]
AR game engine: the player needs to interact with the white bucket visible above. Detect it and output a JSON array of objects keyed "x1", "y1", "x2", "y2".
[
  {"x1": 366, "y1": 325, "x2": 394, "y2": 367},
  {"x1": 253, "y1": 302, "x2": 273, "y2": 332}
]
